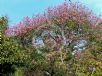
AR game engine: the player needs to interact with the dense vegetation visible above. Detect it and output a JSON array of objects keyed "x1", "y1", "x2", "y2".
[{"x1": 0, "y1": 2, "x2": 102, "y2": 76}]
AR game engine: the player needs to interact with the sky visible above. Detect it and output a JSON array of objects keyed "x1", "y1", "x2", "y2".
[{"x1": 0, "y1": 0, "x2": 102, "y2": 26}]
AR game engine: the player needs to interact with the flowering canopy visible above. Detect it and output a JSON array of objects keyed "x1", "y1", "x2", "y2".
[{"x1": 6, "y1": 2, "x2": 102, "y2": 37}]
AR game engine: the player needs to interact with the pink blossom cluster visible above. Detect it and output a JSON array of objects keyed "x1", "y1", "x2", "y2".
[
  {"x1": 6, "y1": 14, "x2": 48, "y2": 37},
  {"x1": 6, "y1": 2, "x2": 102, "y2": 37}
]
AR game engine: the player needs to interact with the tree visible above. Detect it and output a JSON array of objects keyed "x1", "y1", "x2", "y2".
[
  {"x1": 0, "y1": 16, "x2": 31, "y2": 75},
  {"x1": 5, "y1": 2, "x2": 102, "y2": 76}
]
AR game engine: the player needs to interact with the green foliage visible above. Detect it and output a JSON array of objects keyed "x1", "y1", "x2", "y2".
[
  {"x1": 13, "y1": 67, "x2": 24, "y2": 76},
  {"x1": 0, "y1": 17, "x2": 32, "y2": 75}
]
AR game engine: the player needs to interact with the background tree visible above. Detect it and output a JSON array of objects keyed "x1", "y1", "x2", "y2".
[{"x1": 0, "y1": 16, "x2": 32, "y2": 76}]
